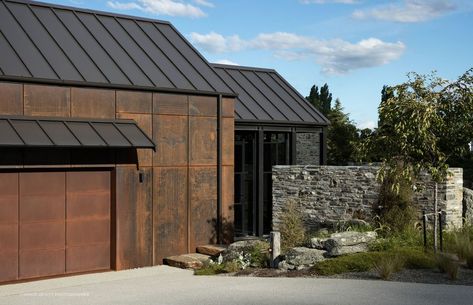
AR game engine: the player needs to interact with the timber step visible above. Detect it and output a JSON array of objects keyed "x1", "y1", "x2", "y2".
[
  {"x1": 164, "y1": 253, "x2": 211, "y2": 270},
  {"x1": 196, "y1": 244, "x2": 227, "y2": 256}
]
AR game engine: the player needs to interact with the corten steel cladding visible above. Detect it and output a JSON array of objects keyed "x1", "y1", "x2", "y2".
[{"x1": 0, "y1": 170, "x2": 112, "y2": 282}]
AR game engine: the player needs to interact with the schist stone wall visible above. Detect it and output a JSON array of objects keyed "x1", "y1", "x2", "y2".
[
  {"x1": 296, "y1": 132, "x2": 321, "y2": 165},
  {"x1": 272, "y1": 166, "x2": 463, "y2": 231}
]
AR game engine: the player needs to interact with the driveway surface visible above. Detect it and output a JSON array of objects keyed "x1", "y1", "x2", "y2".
[{"x1": 1, "y1": 266, "x2": 472, "y2": 305}]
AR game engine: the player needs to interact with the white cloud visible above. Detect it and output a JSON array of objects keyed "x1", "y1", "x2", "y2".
[
  {"x1": 353, "y1": 0, "x2": 457, "y2": 23},
  {"x1": 107, "y1": 0, "x2": 206, "y2": 18},
  {"x1": 357, "y1": 120, "x2": 377, "y2": 130},
  {"x1": 189, "y1": 31, "x2": 405, "y2": 74},
  {"x1": 301, "y1": 0, "x2": 359, "y2": 4},
  {"x1": 189, "y1": 32, "x2": 247, "y2": 53},
  {"x1": 214, "y1": 59, "x2": 239, "y2": 65},
  {"x1": 194, "y1": 0, "x2": 214, "y2": 7}
]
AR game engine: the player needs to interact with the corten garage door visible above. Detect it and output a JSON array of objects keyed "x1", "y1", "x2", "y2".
[{"x1": 0, "y1": 170, "x2": 111, "y2": 282}]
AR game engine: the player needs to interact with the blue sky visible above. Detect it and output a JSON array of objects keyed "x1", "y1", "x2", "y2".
[{"x1": 47, "y1": 0, "x2": 472, "y2": 129}]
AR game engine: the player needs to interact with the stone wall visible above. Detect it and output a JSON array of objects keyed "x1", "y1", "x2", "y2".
[
  {"x1": 296, "y1": 132, "x2": 321, "y2": 165},
  {"x1": 272, "y1": 166, "x2": 463, "y2": 231}
]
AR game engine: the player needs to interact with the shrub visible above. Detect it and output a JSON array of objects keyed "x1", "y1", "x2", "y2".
[
  {"x1": 312, "y1": 252, "x2": 383, "y2": 275},
  {"x1": 369, "y1": 228, "x2": 423, "y2": 252},
  {"x1": 436, "y1": 254, "x2": 459, "y2": 280},
  {"x1": 445, "y1": 229, "x2": 473, "y2": 261},
  {"x1": 374, "y1": 254, "x2": 404, "y2": 280},
  {"x1": 397, "y1": 248, "x2": 436, "y2": 269},
  {"x1": 248, "y1": 241, "x2": 270, "y2": 268},
  {"x1": 279, "y1": 199, "x2": 306, "y2": 252}
]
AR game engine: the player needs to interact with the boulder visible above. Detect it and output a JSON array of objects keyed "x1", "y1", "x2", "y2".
[
  {"x1": 283, "y1": 247, "x2": 326, "y2": 269},
  {"x1": 324, "y1": 231, "x2": 377, "y2": 257},
  {"x1": 222, "y1": 239, "x2": 269, "y2": 262},
  {"x1": 308, "y1": 237, "x2": 328, "y2": 250},
  {"x1": 463, "y1": 187, "x2": 473, "y2": 225}
]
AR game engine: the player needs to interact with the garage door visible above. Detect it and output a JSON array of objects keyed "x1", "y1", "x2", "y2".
[{"x1": 0, "y1": 170, "x2": 111, "y2": 283}]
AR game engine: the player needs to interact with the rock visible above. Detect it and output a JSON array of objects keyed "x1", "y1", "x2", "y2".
[
  {"x1": 222, "y1": 239, "x2": 269, "y2": 262},
  {"x1": 463, "y1": 187, "x2": 473, "y2": 224},
  {"x1": 324, "y1": 231, "x2": 377, "y2": 257},
  {"x1": 284, "y1": 247, "x2": 326, "y2": 268},
  {"x1": 308, "y1": 237, "x2": 328, "y2": 250},
  {"x1": 164, "y1": 253, "x2": 210, "y2": 270},
  {"x1": 196, "y1": 244, "x2": 227, "y2": 256},
  {"x1": 278, "y1": 260, "x2": 294, "y2": 271}
]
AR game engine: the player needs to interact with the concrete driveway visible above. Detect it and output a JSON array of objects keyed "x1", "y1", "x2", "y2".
[{"x1": 1, "y1": 266, "x2": 472, "y2": 305}]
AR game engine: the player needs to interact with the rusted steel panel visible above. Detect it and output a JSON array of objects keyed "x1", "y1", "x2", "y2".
[
  {"x1": 66, "y1": 244, "x2": 110, "y2": 273},
  {"x1": 0, "y1": 172, "x2": 18, "y2": 282},
  {"x1": 115, "y1": 167, "x2": 152, "y2": 270},
  {"x1": 19, "y1": 171, "x2": 66, "y2": 279},
  {"x1": 24, "y1": 84, "x2": 71, "y2": 117},
  {"x1": 0, "y1": 82, "x2": 23, "y2": 115},
  {"x1": 20, "y1": 222, "x2": 65, "y2": 250},
  {"x1": 189, "y1": 117, "x2": 217, "y2": 165},
  {"x1": 189, "y1": 167, "x2": 217, "y2": 251},
  {"x1": 153, "y1": 93, "x2": 188, "y2": 115},
  {"x1": 222, "y1": 118, "x2": 234, "y2": 166},
  {"x1": 71, "y1": 87, "x2": 115, "y2": 119},
  {"x1": 221, "y1": 166, "x2": 234, "y2": 244},
  {"x1": 153, "y1": 115, "x2": 188, "y2": 166},
  {"x1": 189, "y1": 95, "x2": 217, "y2": 117},
  {"x1": 19, "y1": 172, "x2": 65, "y2": 222},
  {"x1": 153, "y1": 167, "x2": 188, "y2": 264},
  {"x1": 66, "y1": 171, "x2": 111, "y2": 273},
  {"x1": 222, "y1": 98, "x2": 235, "y2": 118},
  {"x1": 19, "y1": 248, "x2": 65, "y2": 279},
  {"x1": 116, "y1": 113, "x2": 152, "y2": 167},
  {"x1": 23, "y1": 148, "x2": 71, "y2": 168},
  {"x1": 117, "y1": 90, "x2": 152, "y2": 114}
]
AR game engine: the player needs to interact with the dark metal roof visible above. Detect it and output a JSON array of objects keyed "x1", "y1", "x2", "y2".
[
  {"x1": 0, "y1": 0, "x2": 233, "y2": 96},
  {"x1": 212, "y1": 64, "x2": 329, "y2": 126},
  {"x1": 0, "y1": 116, "x2": 155, "y2": 148}
]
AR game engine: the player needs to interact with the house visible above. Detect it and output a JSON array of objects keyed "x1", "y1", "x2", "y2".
[{"x1": 0, "y1": 0, "x2": 327, "y2": 283}]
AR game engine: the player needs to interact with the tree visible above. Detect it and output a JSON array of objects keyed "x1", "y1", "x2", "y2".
[
  {"x1": 377, "y1": 69, "x2": 473, "y2": 251},
  {"x1": 327, "y1": 98, "x2": 358, "y2": 165},
  {"x1": 306, "y1": 83, "x2": 332, "y2": 116}
]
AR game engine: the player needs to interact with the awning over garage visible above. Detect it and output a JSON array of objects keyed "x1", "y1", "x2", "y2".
[{"x1": 0, "y1": 116, "x2": 155, "y2": 149}]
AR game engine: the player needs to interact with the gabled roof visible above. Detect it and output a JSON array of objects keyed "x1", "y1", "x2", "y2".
[
  {"x1": 0, "y1": 0, "x2": 233, "y2": 96},
  {"x1": 212, "y1": 64, "x2": 329, "y2": 126}
]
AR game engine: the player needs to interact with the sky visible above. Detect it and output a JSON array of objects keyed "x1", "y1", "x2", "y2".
[{"x1": 46, "y1": 0, "x2": 472, "y2": 129}]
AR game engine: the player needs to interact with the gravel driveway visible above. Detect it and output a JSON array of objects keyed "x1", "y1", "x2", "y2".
[{"x1": 1, "y1": 266, "x2": 472, "y2": 305}]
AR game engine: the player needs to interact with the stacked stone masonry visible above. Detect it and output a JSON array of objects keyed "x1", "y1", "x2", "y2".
[
  {"x1": 295, "y1": 132, "x2": 321, "y2": 165},
  {"x1": 272, "y1": 166, "x2": 463, "y2": 231}
]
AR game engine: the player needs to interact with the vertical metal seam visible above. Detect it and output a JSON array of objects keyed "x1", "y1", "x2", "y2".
[
  {"x1": 93, "y1": 14, "x2": 156, "y2": 87},
  {"x1": 64, "y1": 171, "x2": 67, "y2": 273},
  {"x1": 239, "y1": 70, "x2": 291, "y2": 121},
  {"x1": 114, "y1": 16, "x2": 176, "y2": 88},
  {"x1": 257, "y1": 127, "x2": 264, "y2": 236},
  {"x1": 28, "y1": 3, "x2": 86, "y2": 82},
  {"x1": 152, "y1": 23, "x2": 216, "y2": 92},
  {"x1": 186, "y1": 95, "x2": 191, "y2": 253},
  {"x1": 51, "y1": 7, "x2": 110, "y2": 83},
  {"x1": 3, "y1": 1, "x2": 61, "y2": 79},
  {"x1": 0, "y1": 29, "x2": 33, "y2": 78},
  {"x1": 135, "y1": 21, "x2": 196, "y2": 91},
  {"x1": 216, "y1": 94, "x2": 222, "y2": 244},
  {"x1": 17, "y1": 172, "x2": 20, "y2": 279}
]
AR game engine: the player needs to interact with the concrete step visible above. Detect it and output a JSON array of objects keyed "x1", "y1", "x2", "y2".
[
  {"x1": 196, "y1": 244, "x2": 227, "y2": 256},
  {"x1": 163, "y1": 253, "x2": 211, "y2": 270}
]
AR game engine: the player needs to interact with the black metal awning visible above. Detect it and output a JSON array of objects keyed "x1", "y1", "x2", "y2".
[{"x1": 0, "y1": 116, "x2": 155, "y2": 149}]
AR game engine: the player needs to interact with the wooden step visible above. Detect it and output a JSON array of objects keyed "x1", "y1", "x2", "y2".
[
  {"x1": 196, "y1": 244, "x2": 227, "y2": 256},
  {"x1": 163, "y1": 253, "x2": 211, "y2": 270}
]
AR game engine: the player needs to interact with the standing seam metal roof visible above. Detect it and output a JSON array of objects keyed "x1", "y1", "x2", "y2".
[
  {"x1": 0, "y1": 0, "x2": 233, "y2": 95},
  {"x1": 212, "y1": 64, "x2": 329, "y2": 126}
]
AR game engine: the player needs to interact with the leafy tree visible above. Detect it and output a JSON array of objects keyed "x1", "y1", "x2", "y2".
[
  {"x1": 306, "y1": 83, "x2": 332, "y2": 116},
  {"x1": 327, "y1": 99, "x2": 358, "y2": 165}
]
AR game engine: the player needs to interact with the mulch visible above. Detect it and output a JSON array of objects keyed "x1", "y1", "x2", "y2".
[{"x1": 233, "y1": 265, "x2": 473, "y2": 286}]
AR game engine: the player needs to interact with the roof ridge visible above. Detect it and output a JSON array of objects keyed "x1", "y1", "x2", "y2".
[{"x1": 4, "y1": 0, "x2": 172, "y2": 25}]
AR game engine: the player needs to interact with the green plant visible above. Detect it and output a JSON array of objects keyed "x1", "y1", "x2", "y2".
[
  {"x1": 369, "y1": 228, "x2": 423, "y2": 252},
  {"x1": 194, "y1": 262, "x2": 227, "y2": 276},
  {"x1": 436, "y1": 254, "x2": 459, "y2": 280},
  {"x1": 248, "y1": 241, "x2": 270, "y2": 268},
  {"x1": 374, "y1": 254, "x2": 404, "y2": 280},
  {"x1": 396, "y1": 248, "x2": 436, "y2": 269},
  {"x1": 280, "y1": 199, "x2": 306, "y2": 252},
  {"x1": 223, "y1": 260, "x2": 241, "y2": 273},
  {"x1": 312, "y1": 252, "x2": 383, "y2": 275},
  {"x1": 466, "y1": 254, "x2": 473, "y2": 269},
  {"x1": 445, "y1": 227, "x2": 473, "y2": 261}
]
